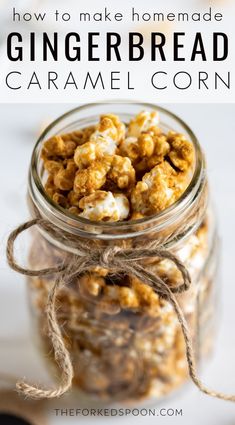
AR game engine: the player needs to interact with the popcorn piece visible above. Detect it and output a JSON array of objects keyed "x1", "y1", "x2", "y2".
[
  {"x1": 91, "y1": 116, "x2": 119, "y2": 143},
  {"x1": 147, "y1": 135, "x2": 170, "y2": 169},
  {"x1": 44, "y1": 175, "x2": 58, "y2": 198},
  {"x1": 68, "y1": 190, "x2": 82, "y2": 207},
  {"x1": 108, "y1": 155, "x2": 136, "y2": 189},
  {"x1": 97, "y1": 138, "x2": 117, "y2": 156},
  {"x1": 62, "y1": 126, "x2": 96, "y2": 145},
  {"x1": 119, "y1": 287, "x2": 140, "y2": 309},
  {"x1": 128, "y1": 111, "x2": 160, "y2": 137},
  {"x1": 54, "y1": 159, "x2": 77, "y2": 191},
  {"x1": 78, "y1": 274, "x2": 105, "y2": 297},
  {"x1": 41, "y1": 135, "x2": 76, "y2": 159},
  {"x1": 74, "y1": 141, "x2": 97, "y2": 169},
  {"x1": 79, "y1": 191, "x2": 130, "y2": 222},
  {"x1": 52, "y1": 192, "x2": 69, "y2": 208},
  {"x1": 131, "y1": 162, "x2": 177, "y2": 215},
  {"x1": 44, "y1": 175, "x2": 70, "y2": 209},
  {"x1": 74, "y1": 117, "x2": 120, "y2": 170},
  {"x1": 120, "y1": 133, "x2": 169, "y2": 175},
  {"x1": 167, "y1": 132, "x2": 194, "y2": 172},
  {"x1": 44, "y1": 160, "x2": 63, "y2": 175},
  {"x1": 130, "y1": 276, "x2": 160, "y2": 308},
  {"x1": 103, "y1": 285, "x2": 119, "y2": 299},
  {"x1": 114, "y1": 194, "x2": 130, "y2": 220},
  {"x1": 68, "y1": 206, "x2": 80, "y2": 216},
  {"x1": 138, "y1": 133, "x2": 155, "y2": 157},
  {"x1": 101, "y1": 114, "x2": 126, "y2": 142},
  {"x1": 132, "y1": 135, "x2": 170, "y2": 174},
  {"x1": 91, "y1": 266, "x2": 109, "y2": 277},
  {"x1": 119, "y1": 137, "x2": 139, "y2": 161},
  {"x1": 148, "y1": 258, "x2": 183, "y2": 288},
  {"x1": 74, "y1": 137, "x2": 116, "y2": 169},
  {"x1": 73, "y1": 161, "x2": 110, "y2": 196},
  {"x1": 119, "y1": 133, "x2": 155, "y2": 162}
]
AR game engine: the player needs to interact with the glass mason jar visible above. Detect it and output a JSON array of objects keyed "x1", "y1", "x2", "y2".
[{"x1": 27, "y1": 103, "x2": 219, "y2": 404}]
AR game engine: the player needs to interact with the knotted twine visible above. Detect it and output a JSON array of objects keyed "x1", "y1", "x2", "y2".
[{"x1": 5, "y1": 216, "x2": 235, "y2": 402}]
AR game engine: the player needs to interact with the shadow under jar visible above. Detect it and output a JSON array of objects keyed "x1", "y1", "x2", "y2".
[{"x1": 27, "y1": 103, "x2": 219, "y2": 404}]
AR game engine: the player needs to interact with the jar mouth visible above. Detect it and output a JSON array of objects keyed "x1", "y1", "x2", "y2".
[{"x1": 29, "y1": 102, "x2": 205, "y2": 240}]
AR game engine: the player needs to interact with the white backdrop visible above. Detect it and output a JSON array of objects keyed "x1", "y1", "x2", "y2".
[{"x1": 0, "y1": 103, "x2": 235, "y2": 424}]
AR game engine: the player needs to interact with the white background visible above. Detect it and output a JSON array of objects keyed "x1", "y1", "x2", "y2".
[{"x1": 0, "y1": 103, "x2": 235, "y2": 424}]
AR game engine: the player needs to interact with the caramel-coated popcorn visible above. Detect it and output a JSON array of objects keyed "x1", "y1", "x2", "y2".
[
  {"x1": 167, "y1": 131, "x2": 194, "y2": 172},
  {"x1": 128, "y1": 111, "x2": 160, "y2": 137},
  {"x1": 52, "y1": 192, "x2": 69, "y2": 208},
  {"x1": 91, "y1": 116, "x2": 120, "y2": 144},
  {"x1": 42, "y1": 135, "x2": 76, "y2": 159},
  {"x1": 67, "y1": 190, "x2": 82, "y2": 207},
  {"x1": 41, "y1": 109, "x2": 194, "y2": 221},
  {"x1": 119, "y1": 134, "x2": 155, "y2": 162},
  {"x1": 120, "y1": 133, "x2": 171, "y2": 174},
  {"x1": 146, "y1": 134, "x2": 170, "y2": 169},
  {"x1": 44, "y1": 175, "x2": 58, "y2": 198},
  {"x1": 54, "y1": 159, "x2": 77, "y2": 191},
  {"x1": 73, "y1": 161, "x2": 110, "y2": 197},
  {"x1": 101, "y1": 114, "x2": 126, "y2": 142},
  {"x1": 74, "y1": 141, "x2": 97, "y2": 169},
  {"x1": 44, "y1": 160, "x2": 63, "y2": 175},
  {"x1": 78, "y1": 274, "x2": 105, "y2": 297},
  {"x1": 73, "y1": 115, "x2": 123, "y2": 170},
  {"x1": 74, "y1": 139, "x2": 116, "y2": 170},
  {"x1": 108, "y1": 155, "x2": 136, "y2": 189},
  {"x1": 79, "y1": 191, "x2": 129, "y2": 221},
  {"x1": 131, "y1": 162, "x2": 178, "y2": 215},
  {"x1": 27, "y1": 109, "x2": 216, "y2": 404},
  {"x1": 28, "y1": 211, "x2": 215, "y2": 402}
]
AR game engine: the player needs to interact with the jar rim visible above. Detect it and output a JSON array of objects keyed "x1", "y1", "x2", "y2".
[{"x1": 28, "y1": 102, "x2": 206, "y2": 240}]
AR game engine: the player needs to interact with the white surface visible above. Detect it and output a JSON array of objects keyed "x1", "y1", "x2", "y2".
[{"x1": 0, "y1": 103, "x2": 235, "y2": 424}]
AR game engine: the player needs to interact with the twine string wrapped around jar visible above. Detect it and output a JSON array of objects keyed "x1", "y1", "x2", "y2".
[{"x1": 5, "y1": 182, "x2": 235, "y2": 403}]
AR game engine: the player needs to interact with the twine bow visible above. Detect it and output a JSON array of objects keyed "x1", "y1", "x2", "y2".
[{"x1": 6, "y1": 218, "x2": 235, "y2": 402}]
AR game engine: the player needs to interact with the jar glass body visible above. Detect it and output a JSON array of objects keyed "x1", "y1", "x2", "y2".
[{"x1": 26, "y1": 104, "x2": 220, "y2": 404}]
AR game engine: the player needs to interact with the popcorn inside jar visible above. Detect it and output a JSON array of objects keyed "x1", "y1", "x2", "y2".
[
  {"x1": 42, "y1": 110, "x2": 194, "y2": 220},
  {"x1": 27, "y1": 105, "x2": 219, "y2": 403}
]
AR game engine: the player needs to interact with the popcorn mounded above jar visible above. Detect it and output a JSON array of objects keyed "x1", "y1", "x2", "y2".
[
  {"x1": 41, "y1": 109, "x2": 194, "y2": 222},
  {"x1": 26, "y1": 103, "x2": 219, "y2": 403}
]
